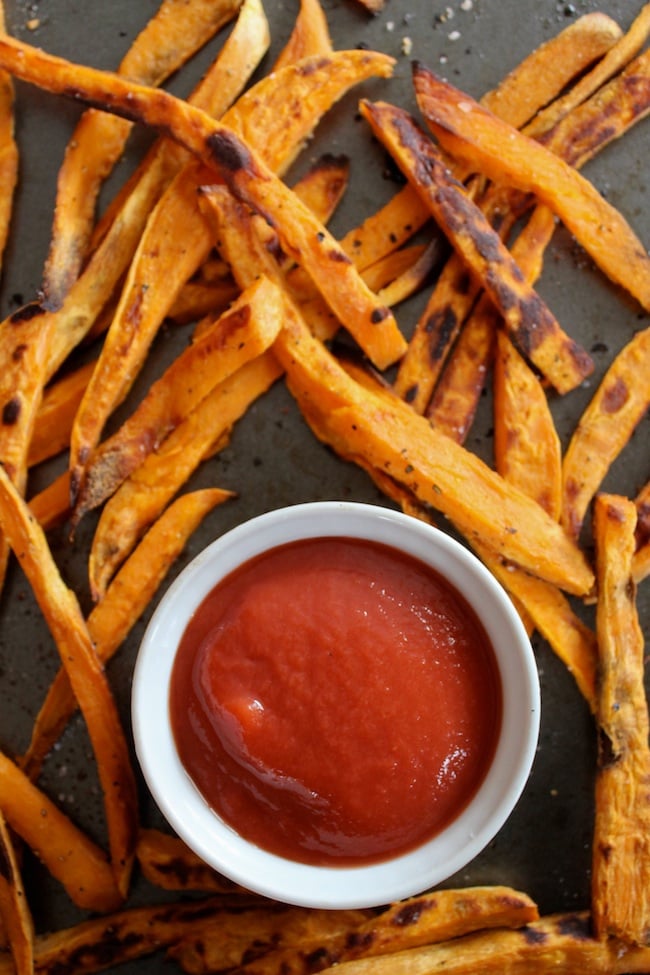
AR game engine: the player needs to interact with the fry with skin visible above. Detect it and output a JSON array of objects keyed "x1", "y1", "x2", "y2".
[
  {"x1": 22, "y1": 488, "x2": 232, "y2": 778},
  {"x1": 228, "y1": 888, "x2": 538, "y2": 975},
  {"x1": 0, "y1": 809, "x2": 33, "y2": 975},
  {"x1": 591, "y1": 493, "x2": 650, "y2": 946},
  {"x1": 561, "y1": 327, "x2": 650, "y2": 540},
  {"x1": 413, "y1": 63, "x2": 650, "y2": 311},
  {"x1": 0, "y1": 898, "x2": 296, "y2": 975},
  {"x1": 136, "y1": 829, "x2": 250, "y2": 894},
  {"x1": 0, "y1": 465, "x2": 138, "y2": 899},
  {"x1": 359, "y1": 99, "x2": 593, "y2": 395},
  {"x1": 27, "y1": 361, "x2": 95, "y2": 468},
  {"x1": 75, "y1": 274, "x2": 281, "y2": 530},
  {"x1": 526, "y1": 3, "x2": 650, "y2": 138},
  {"x1": 42, "y1": 0, "x2": 243, "y2": 308},
  {"x1": 480, "y1": 12, "x2": 622, "y2": 131},
  {"x1": 86, "y1": 352, "x2": 281, "y2": 601},
  {"x1": 0, "y1": 751, "x2": 120, "y2": 913}
]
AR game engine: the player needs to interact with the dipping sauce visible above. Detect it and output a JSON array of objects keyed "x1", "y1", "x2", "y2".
[{"x1": 169, "y1": 536, "x2": 502, "y2": 866}]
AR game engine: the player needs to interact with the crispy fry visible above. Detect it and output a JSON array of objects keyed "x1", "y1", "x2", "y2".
[
  {"x1": 167, "y1": 277, "x2": 239, "y2": 325},
  {"x1": 375, "y1": 239, "x2": 443, "y2": 307},
  {"x1": 481, "y1": 12, "x2": 622, "y2": 130},
  {"x1": 0, "y1": 2, "x2": 17, "y2": 271},
  {"x1": 493, "y1": 330, "x2": 561, "y2": 520},
  {"x1": 290, "y1": 152, "x2": 350, "y2": 224},
  {"x1": 27, "y1": 361, "x2": 94, "y2": 468},
  {"x1": 22, "y1": 488, "x2": 232, "y2": 779},
  {"x1": 27, "y1": 470, "x2": 71, "y2": 531},
  {"x1": 136, "y1": 828, "x2": 249, "y2": 894},
  {"x1": 413, "y1": 63, "x2": 650, "y2": 311},
  {"x1": 526, "y1": 4, "x2": 650, "y2": 138},
  {"x1": 0, "y1": 466, "x2": 137, "y2": 899},
  {"x1": 0, "y1": 809, "x2": 33, "y2": 975},
  {"x1": 42, "y1": 0, "x2": 243, "y2": 308},
  {"x1": 75, "y1": 275, "x2": 282, "y2": 530},
  {"x1": 167, "y1": 906, "x2": 373, "y2": 975},
  {"x1": 591, "y1": 493, "x2": 650, "y2": 946},
  {"x1": 86, "y1": 352, "x2": 280, "y2": 600},
  {"x1": 0, "y1": 751, "x2": 120, "y2": 913},
  {"x1": 0, "y1": 898, "x2": 284, "y2": 975},
  {"x1": 272, "y1": 0, "x2": 333, "y2": 70},
  {"x1": 561, "y1": 327, "x2": 650, "y2": 540},
  {"x1": 359, "y1": 99, "x2": 593, "y2": 395},
  {"x1": 233, "y1": 888, "x2": 538, "y2": 975},
  {"x1": 339, "y1": 183, "x2": 430, "y2": 272},
  {"x1": 274, "y1": 305, "x2": 594, "y2": 595},
  {"x1": 277, "y1": 912, "x2": 650, "y2": 975}
]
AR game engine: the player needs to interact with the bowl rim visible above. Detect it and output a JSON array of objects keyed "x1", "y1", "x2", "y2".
[{"x1": 132, "y1": 499, "x2": 540, "y2": 909}]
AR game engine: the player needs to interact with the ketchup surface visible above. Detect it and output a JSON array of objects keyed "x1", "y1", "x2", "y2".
[{"x1": 169, "y1": 536, "x2": 502, "y2": 866}]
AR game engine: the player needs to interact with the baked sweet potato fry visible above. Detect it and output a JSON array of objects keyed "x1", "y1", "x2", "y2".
[
  {"x1": 136, "y1": 828, "x2": 249, "y2": 894},
  {"x1": 274, "y1": 304, "x2": 594, "y2": 595},
  {"x1": 0, "y1": 2, "x2": 17, "y2": 273},
  {"x1": 27, "y1": 361, "x2": 94, "y2": 468},
  {"x1": 561, "y1": 326, "x2": 650, "y2": 540},
  {"x1": 73, "y1": 272, "x2": 281, "y2": 525},
  {"x1": 0, "y1": 750, "x2": 120, "y2": 913},
  {"x1": 359, "y1": 99, "x2": 593, "y2": 395},
  {"x1": 22, "y1": 487, "x2": 232, "y2": 778},
  {"x1": 493, "y1": 329, "x2": 562, "y2": 520},
  {"x1": 413, "y1": 62, "x2": 650, "y2": 311},
  {"x1": 230, "y1": 888, "x2": 538, "y2": 975},
  {"x1": 591, "y1": 493, "x2": 650, "y2": 946},
  {"x1": 42, "y1": 0, "x2": 243, "y2": 308},
  {"x1": 0, "y1": 466, "x2": 137, "y2": 900},
  {"x1": 0, "y1": 897, "x2": 286, "y2": 975},
  {"x1": 86, "y1": 352, "x2": 281, "y2": 600},
  {"x1": 0, "y1": 809, "x2": 33, "y2": 975},
  {"x1": 264, "y1": 912, "x2": 650, "y2": 975},
  {"x1": 526, "y1": 4, "x2": 650, "y2": 138},
  {"x1": 272, "y1": 0, "x2": 333, "y2": 70}
]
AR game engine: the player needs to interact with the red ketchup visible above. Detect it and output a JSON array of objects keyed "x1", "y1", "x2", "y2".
[{"x1": 169, "y1": 536, "x2": 502, "y2": 866}]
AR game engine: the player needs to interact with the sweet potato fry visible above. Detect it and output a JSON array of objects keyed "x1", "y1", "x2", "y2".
[
  {"x1": 86, "y1": 352, "x2": 281, "y2": 600},
  {"x1": 167, "y1": 277, "x2": 239, "y2": 325},
  {"x1": 233, "y1": 888, "x2": 539, "y2": 975},
  {"x1": 0, "y1": 809, "x2": 33, "y2": 975},
  {"x1": 359, "y1": 99, "x2": 593, "y2": 395},
  {"x1": 27, "y1": 470, "x2": 71, "y2": 531},
  {"x1": 0, "y1": 750, "x2": 120, "y2": 913},
  {"x1": 561, "y1": 326, "x2": 650, "y2": 540},
  {"x1": 27, "y1": 360, "x2": 94, "y2": 468},
  {"x1": 167, "y1": 906, "x2": 374, "y2": 975},
  {"x1": 74, "y1": 274, "x2": 282, "y2": 526},
  {"x1": 0, "y1": 898, "x2": 282, "y2": 975},
  {"x1": 22, "y1": 487, "x2": 232, "y2": 779},
  {"x1": 339, "y1": 183, "x2": 431, "y2": 272},
  {"x1": 0, "y1": 3, "x2": 17, "y2": 272},
  {"x1": 0, "y1": 465, "x2": 137, "y2": 899},
  {"x1": 591, "y1": 493, "x2": 650, "y2": 946},
  {"x1": 272, "y1": 0, "x2": 333, "y2": 70},
  {"x1": 493, "y1": 329, "x2": 562, "y2": 520},
  {"x1": 136, "y1": 828, "x2": 249, "y2": 894},
  {"x1": 275, "y1": 307, "x2": 594, "y2": 596},
  {"x1": 266, "y1": 912, "x2": 650, "y2": 975},
  {"x1": 413, "y1": 63, "x2": 650, "y2": 311},
  {"x1": 42, "y1": 0, "x2": 243, "y2": 308},
  {"x1": 526, "y1": 4, "x2": 650, "y2": 138},
  {"x1": 481, "y1": 12, "x2": 622, "y2": 131}
]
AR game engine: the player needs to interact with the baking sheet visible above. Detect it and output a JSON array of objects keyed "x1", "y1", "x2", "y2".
[{"x1": 0, "y1": 0, "x2": 648, "y2": 969}]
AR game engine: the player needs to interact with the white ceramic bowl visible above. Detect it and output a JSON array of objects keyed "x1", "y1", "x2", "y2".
[{"x1": 132, "y1": 500, "x2": 540, "y2": 909}]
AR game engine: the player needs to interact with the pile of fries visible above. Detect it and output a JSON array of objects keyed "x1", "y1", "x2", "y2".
[{"x1": 0, "y1": 0, "x2": 649, "y2": 971}]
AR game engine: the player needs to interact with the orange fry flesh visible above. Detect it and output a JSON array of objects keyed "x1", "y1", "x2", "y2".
[{"x1": 0, "y1": 466, "x2": 138, "y2": 899}]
